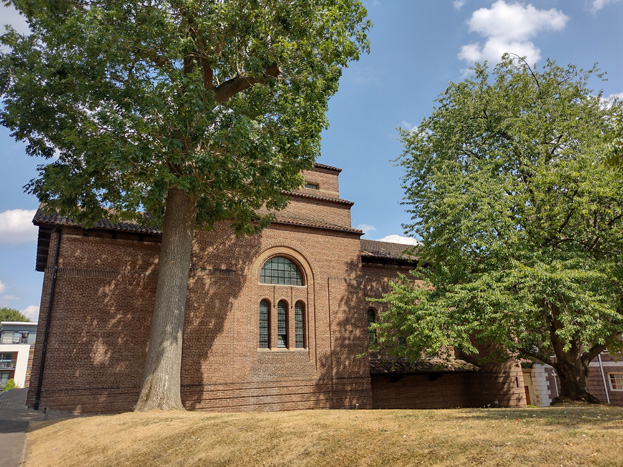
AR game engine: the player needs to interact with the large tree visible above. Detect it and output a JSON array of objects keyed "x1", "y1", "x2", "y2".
[
  {"x1": 0, "y1": 0, "x2": 369, "y2": 410},
  {"x1": 0, "y1": 307, "x2": 30, "y2": 322},
  {"x1": 376, "y1": 56, "x2": 623, "y2": 403}
]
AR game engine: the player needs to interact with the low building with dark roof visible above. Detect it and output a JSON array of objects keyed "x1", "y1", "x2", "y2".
[{"x1": 26, "y1": 163, "x2": 526, "y2": 413}]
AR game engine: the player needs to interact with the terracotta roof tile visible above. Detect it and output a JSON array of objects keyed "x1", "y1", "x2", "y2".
[
  {"x1": 313, "y1": 162, "x2": 342, "y2": 173},
  {"x1": 33, "y1": 208, "x2": 363, "y2": 236},
  {"x1": 273, "y1": 214, "x2": 363, "y2": 234},
  {"x1": 32, "y1": 208, "x2": 161, "y2": 235},
  {"x1": 369, "y1": 355, "x2": 478, "y2": 375},
  {"x1": 360, "y1": 239, "x2": 418, "y2": 261},
  {"x1": 285, "y1": 190, "x2": 354, "y2": 206}
]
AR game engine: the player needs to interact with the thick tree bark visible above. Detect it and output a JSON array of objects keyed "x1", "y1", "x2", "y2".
[
  {"x1": 135, "y1": 187, "x2": 198, "y2": 411},
  {"x1": 551, "y1": 354, "x2": 602, "y2": 404}
]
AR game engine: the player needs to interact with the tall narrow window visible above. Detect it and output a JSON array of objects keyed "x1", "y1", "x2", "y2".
[
  {"x1": 260, "y1": 257, "x2": 304, "y2": 286},
  {"x1": 295, "y1": 301, "x2": 305, "y2": 349},
  {"x1": 259, "y1": 300, "x2": 270, "y2": 348},
  {"x1": 367, "y1": 308, "x2": 376, "y2": 345},
  {"x1": 277, "y1": 300, "x2": 288, "y2": 348}
]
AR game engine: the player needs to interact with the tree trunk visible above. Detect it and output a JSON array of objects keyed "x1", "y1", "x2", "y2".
[
  {"x1": 135, "y1": 187, "x2": 198, "y2": 411},
  {"x1": 552, "y1": 357, "x2": 602, "y2": 404}
]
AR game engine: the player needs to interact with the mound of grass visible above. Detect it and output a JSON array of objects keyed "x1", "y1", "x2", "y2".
[
  {"x1": 2, "y1": 378, "x2": 18, "y2": 392},
  {"x1": 26, "y1": 406, "x2": 623, "y2": 466}
]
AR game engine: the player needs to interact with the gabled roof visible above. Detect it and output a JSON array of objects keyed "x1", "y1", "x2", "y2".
[{"x1": 360, "y1": 239, "x2": 418, "y2": 266}]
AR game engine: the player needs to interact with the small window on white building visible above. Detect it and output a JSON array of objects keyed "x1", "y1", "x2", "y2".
[
  {"x1": 12, "y1": 332, "x2": 28, "y2": 344},
  {"x1": 608, "y1": 372, "x2": 623, "y2": 391}
]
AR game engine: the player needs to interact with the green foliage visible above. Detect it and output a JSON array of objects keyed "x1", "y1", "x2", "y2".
[
  {"x1": 377, "y1": 56, "x2": 623, "y2": 368},
  {"x1": 0, "y1": 0, "x2": 370, "y2": 232},
  {"x1": 0, "y1": 307, "x2": 30, "y2": 322},
  {"x1": 2, "y1": 378, "x2": 18, "y2": 391}
]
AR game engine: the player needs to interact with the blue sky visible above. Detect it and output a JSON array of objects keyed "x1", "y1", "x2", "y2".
[{"x1": 1, "y1": 0, "x2": 622, "y2": 320}]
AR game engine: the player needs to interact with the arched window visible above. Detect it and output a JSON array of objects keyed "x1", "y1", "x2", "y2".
[
  {"x1": 260, "y1": 256, "x2": 304, "y2": 286},
  {"x1": 295, "y1": 301, "x2": 305, "y2": 349},
  {"x1": 259, "y1": 300, "x2": 270, "y2": 348},
  {"x1": 277, "y1": 300, "x2": 288, "y2": 348},
  {"x1": 367, "y1": 308, "x2": 376, "y2": 345}
]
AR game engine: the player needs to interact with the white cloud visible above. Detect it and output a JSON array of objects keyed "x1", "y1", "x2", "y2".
[
  {"x1": 22, "y1": 305, "x2": 40, "y2": 321},
  {"x1": 592, "y1": 0, "x2": 622, "y2": 12},
  {"x1": 377, "y1": 235, "x2": 420, "y2": 246},
  {"x1": 356, "y1": 224, "x2": 377, "y2": 235},
  {"x1": 0, "y1": 280, "x2": 5, "y2": 294},
  {"x1": 600, "y1": 92, "x2": 623, "y2": 109},
  {"x1": 0, "y1": 209, "x2": 38, "y2": 245},
  {"x1": 458, "y1": 1, "x2": 569, "y2": 66},
  {"x1": 1, "y1": 4, "x2": 30, "y2": 35},
  {"x1": 401, "y1": 121, "x2": 418, "y2": 132},
  {"x1": 454, "y1": 0, "x2": 467, "y2": 10},
  {"x1": 2, "y1": 295, "x2": 19, "y2": 301},
  {"x1": 459, "y1": 38, "x2": 541, "y2": 64}
]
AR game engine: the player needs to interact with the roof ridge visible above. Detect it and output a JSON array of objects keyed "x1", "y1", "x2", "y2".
[
  {"x1": 273, "y1": 214, "x2": 362, "y2": 234},
  {"x1": 285, "y1": 190, "x2": 354, "y2": 206},
  {"x1": 313, "y1": 162, "x2": 342, "y2": 173}
]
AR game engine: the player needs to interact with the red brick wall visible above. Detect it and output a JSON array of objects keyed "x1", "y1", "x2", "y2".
[
  {"x1": 372, "y1": 364, "x2": 526, "y2": 409},
  {"x1": 302, "y1": 167, "x2": 340, "y2": 198},
  {"x1": 27, "y1": 229, "x2": 158, "y2": 412},
  {"x1": 277, "y1": 196, "x2": 353, "y2": 228},
  {"x1": 28, "y1": 218, "x2": 378, "y2": 413}
]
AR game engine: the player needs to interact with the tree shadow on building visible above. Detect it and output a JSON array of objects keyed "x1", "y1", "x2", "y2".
[{"x1": 181, "y1": 224, "x2": 262, "y2": 410}]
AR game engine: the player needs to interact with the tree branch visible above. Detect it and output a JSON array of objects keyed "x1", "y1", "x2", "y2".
[
  {"x1": 213, "y1": 63, "x2": 280, "y2": 104},
  {"x1": 585, "y1": 342, "x2": 608, "y2": 365},
  {"x1": 518, "y1": 347, "x2": 555, "y2": 367}
]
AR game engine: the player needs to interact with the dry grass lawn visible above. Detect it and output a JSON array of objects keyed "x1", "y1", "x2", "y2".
[{"x1": 25, "y1": 405, "x2": 623, "y2": 466}]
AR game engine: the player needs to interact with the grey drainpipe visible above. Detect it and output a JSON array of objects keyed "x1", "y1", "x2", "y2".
[
  {"x1": 34, "y1": 227, "x2": 61, "y2": 411},
  {"x1": 598, "y1": 353, "x2": 611, "y2": 404}
]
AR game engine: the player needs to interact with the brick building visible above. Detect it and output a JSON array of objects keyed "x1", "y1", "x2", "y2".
[{"x1": 26, "y1": 163, "x2": 526, "y2": 413}]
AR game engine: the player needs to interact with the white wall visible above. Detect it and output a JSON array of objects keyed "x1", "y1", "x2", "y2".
[{"x1": 0, "y1": 343, "x2": 31, "y2": 387}]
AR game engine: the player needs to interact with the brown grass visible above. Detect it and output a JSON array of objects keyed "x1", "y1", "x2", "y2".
[{"x1": 25, "y1": 405, "x2": 623, "y2": 466}]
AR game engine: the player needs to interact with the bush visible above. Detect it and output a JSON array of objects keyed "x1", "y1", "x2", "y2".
[{"x1": 2, "y1": 378, "x2": 18, "y2": 392}]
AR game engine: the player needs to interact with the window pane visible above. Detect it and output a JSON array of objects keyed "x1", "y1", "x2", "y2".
[
  {"x1": 367, "y1": 309, "x2": 376, "y2": 345},
  {"x1": 259, "y1": 300, "x2": 270, "y2": 348},
  {"x1": 278, "y1": 300, "x2": 288, "y2": 348},
  {"x1": 260, "y1": 257, "x2": 303, "y2": 286},
  {"x1": 610, "y1": 373, "x2": 623, "y2": 390},
  {"x1": 295, "y1": 302, "x2": 305, "y2": 349}
]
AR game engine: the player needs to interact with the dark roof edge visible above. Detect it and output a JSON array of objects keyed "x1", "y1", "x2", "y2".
[
  {"x1": 314, "y1": 162, "x2": 342, "y2": 173},
  {"x1": 369, "y1": 356, "x2": 478, "y2": 375},
  {"x1": 33, "y1": 209, "x2": 162, "y2": 236},
  {"x1": 361, "y1": 255, "x2": 415, "y2": 267},
  {"x1": 272, "y1": 219, "x2": 363, "y2": 236},
  {"x1": 285, "y1": 191, "x2": 354, "y2": 206}
]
